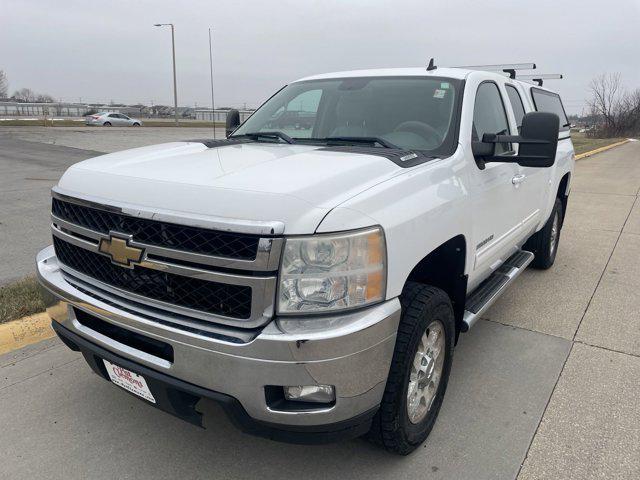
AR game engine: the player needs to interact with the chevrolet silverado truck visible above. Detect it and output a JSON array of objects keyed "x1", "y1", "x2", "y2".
[{"x1": 36, "y1": 66, "x2": 574, "y2": 454}]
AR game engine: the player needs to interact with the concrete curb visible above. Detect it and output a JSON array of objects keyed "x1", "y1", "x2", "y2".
[
  {"x1": 575, "y1": 139, "x2": 630, "y2": 160},
  {"x1": 0, "y1": 312, "x2": 54, "y2": 355}
]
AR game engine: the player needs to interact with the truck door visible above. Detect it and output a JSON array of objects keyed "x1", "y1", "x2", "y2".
[
  {"x1": 529, "y1": 87, "x2": 574, "y2": 225},
  {"x1": 504, "y1": 84, "x2": 549, "y2": 238},
  {"x1": 468, "y1": 81, "x2": 522, "y2": 285}
]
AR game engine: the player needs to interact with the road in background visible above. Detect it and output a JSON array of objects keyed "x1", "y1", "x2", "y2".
[
  {"x1": 0, "y1": 129, "x2": 639, "y2": 479},
  {"x1": 0, "y1": 127, "x2": 223, "y2": 284},
  {"x1": 0, "y1": 138, "x2": 100, "y2": 284},
  {"x1": 0, "y1": 126, "x2": 226, "y2": 153}
]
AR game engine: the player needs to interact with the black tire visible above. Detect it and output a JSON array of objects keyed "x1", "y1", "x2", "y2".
[
  {"x1": 103, "y1": 121, "x2": 112, "y2": 126},
  {"x1": 368, "y1": 282, "x2": 455, "y2": 455},
  {"x1": 132, "y1": 122, "x2": 140, "y2": 127},
  {"x1": 525, "y1": 197, "x2": 563, "y2": 269}
]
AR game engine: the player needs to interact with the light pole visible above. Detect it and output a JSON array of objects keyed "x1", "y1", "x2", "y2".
[
  {"x1": 208, "y1": 27, "x2": 216, "y2": 138},
  {"x1": 154, "y1": 23, "x2": 179, "y2": 126}
]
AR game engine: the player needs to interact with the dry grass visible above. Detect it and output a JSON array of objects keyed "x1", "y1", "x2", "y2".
[
  {"x1": 0, "y1": 276, "x2": 46, "y2": 324},
  {"x1": 571, "y1": 132, "x2": 626, "y2": 155}
]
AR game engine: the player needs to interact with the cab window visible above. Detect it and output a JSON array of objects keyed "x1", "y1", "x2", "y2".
[
  {"x1": 531, "y1": 88, "x2": 569, "y2": 132},
  {"x1": 472, "y1": 82, "x2": 511, "y2": 155},
  {"x1": 505, "y1": 85, "x2": 526, "y2": 131}
]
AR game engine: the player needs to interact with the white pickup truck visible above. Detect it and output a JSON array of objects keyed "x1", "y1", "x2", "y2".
[{"x1": 37, "y1": 66, "x2": 574, "y2": 454}]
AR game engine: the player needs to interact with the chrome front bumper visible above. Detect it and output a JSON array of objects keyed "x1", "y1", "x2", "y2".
[{"x1": 36, "y1": 245, "x2": 400, "y2": 430}]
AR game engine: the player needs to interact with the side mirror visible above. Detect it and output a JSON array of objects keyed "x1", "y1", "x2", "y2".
[
  {"x1": 517, "y1": 112, "x2": 559, "y2": 167},
  {"x1": 474, "y1": 112, "x2": 560, "y2": 168},
  {"x1": 225, "y1": 109, "x2": 241, "y2": 138}
]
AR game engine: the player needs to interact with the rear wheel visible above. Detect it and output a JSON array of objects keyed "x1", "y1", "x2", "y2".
[
  {"x1": 103, "y1": 121, "x2": 112, "y2": 126},
  {"x1": 525, "y1": 197, "x2": 563, "y2": 269},
  {"x1": 132, "y1": 122, "x2": 140, "y2": 127},
  {"x1": 368, "y1": 282, "x2": 455, "y2": 455}
]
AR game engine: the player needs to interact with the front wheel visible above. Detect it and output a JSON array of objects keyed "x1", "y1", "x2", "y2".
[
  {"x1": 525, "y1": 197, "x2": 563, "y2": 269},
  {"x1": 368, "y1": 282, "x2": 455, "y2": 455}
]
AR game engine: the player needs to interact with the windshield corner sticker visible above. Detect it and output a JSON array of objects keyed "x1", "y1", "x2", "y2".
[
  {"x1": 433, "y1": 89, "x2": 446, "y2": 99},
  {"x1": 400, "y1": 152, "x2": 418, "y2": 162}
]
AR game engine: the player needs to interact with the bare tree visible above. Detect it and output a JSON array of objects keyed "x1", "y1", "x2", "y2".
[
  {"x1": 0, "y1": 70, "x2": 8, "y2": 98},
  {"x1": 35, "y1": 93, "x2": 55, "y2": 103},
  {"x1": 620, "y1": 89, "x2": 640, "y2": 134},
  {"x1": 11, "y1": 87, "x2": 37, "y2": 102},
  {"x1": 588, "y1": 73, "x2": 640, "y2": 137},
  {"x1": 588, "y1": 73, "x2": 619, "y2": 133}
]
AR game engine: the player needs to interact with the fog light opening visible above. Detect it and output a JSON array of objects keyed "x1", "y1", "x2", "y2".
[{"x1": 283, "y1": 385, "x2": 336, "y2": 404}]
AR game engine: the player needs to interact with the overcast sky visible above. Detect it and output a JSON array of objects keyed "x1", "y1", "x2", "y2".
[{"x1": 2, "y1": 0, "x2": 639, "y2": 114}]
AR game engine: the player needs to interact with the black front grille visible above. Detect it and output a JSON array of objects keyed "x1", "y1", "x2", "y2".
[
  {"x1": 53, "y1": 237, "x2": 252, "y2": 319},
  {"x1": 52, "y1": 198, "x2": 260, "y2": 260}
]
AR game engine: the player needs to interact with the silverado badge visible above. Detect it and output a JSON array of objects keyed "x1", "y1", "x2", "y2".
[{"x1": 98, "y1": 233, "x2": 144, "y2": 268}]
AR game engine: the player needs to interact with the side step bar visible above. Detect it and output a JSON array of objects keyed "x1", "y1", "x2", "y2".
[{"x1": 461, "y1": 250, "x2": 534, "y2": 332}]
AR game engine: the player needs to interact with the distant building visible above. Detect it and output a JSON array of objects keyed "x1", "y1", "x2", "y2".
[
  {"x1": 195, "y1": 109, "x2": 254, "y2": 123},
  {"x1": 0, "y1": 101, "x2": 248, "y2": 120},
  {"x1": 0, "y1": 101, "x2": 90, "y2": 117}
]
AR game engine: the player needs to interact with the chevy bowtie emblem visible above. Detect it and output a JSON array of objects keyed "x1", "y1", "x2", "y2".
[{"x1": 98, "y1": 233, "x2": 144, "y2": 268}]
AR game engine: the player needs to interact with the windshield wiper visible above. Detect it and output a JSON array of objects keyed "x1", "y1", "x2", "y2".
[
  {"x1": 321, "y1": 136, "x2": 400, "y2": 149},
  {"x1": 234, "y1": 131, "x2": 296, "y2": 144}
]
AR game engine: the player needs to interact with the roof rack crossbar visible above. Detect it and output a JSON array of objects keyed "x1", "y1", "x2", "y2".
[
  {"x1": 455, "y1": 63, "x2": 537, "y2": 79},
  {"x1": 517, "y1": 74, "x2": 563, "y2": 87}
]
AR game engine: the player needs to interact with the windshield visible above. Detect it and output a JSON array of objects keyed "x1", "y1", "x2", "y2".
[{"x1": 232, "y1": 76, "x2": 462, "y2": 154}]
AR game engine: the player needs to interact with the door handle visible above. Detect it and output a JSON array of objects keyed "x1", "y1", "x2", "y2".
[{"x1": 512, "y1": 174, "x2": 526, "y2": 185}]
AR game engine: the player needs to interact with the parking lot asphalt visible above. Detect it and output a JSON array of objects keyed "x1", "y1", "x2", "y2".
[
  {"x1": 0, "y1": 128, "x2": 638, "y2": 479},
  {"x1": 0, "y1": 127, "x2": 225, "y2": 284},
  {"x1": 0, "y1": 125, "x2": 226, "y2": 154},
  {"x1": 0, "y1": 138, "x2": 100, "y2": 284}
]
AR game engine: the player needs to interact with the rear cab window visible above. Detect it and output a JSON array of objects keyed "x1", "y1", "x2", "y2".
[
  {"x1": 505, "y1": 85, "x2": 526, "y2": 131},
  {"x1": 530, "y1": 88, "x2": 570, "y2": 135}
]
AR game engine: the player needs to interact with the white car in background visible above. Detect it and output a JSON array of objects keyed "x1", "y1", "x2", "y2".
[{"x1": 85, "y1": 112, "x2": 142, "y2": 127}]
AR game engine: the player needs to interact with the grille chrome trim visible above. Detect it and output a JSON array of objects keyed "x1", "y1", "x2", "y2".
[
  {"x1": 52, "y1": 187, "x2": 285, "y2": 236},
  {"x1": 53, "y1": 213, "x2": 283, "y2": 272},
  {"x1": 52, "y1": 225, "x2": 277, "y2": 328},
  {"x1": 51, "y1": 192, "x2": 284, "y2": 272},
  {"x1": 64, "y1": 273, "x2": 258, "y2": 341}
]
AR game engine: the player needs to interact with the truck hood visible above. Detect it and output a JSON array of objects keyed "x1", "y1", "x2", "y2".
[{"x1": 58, "y1": 141, "x2": 402, "y2": 234}]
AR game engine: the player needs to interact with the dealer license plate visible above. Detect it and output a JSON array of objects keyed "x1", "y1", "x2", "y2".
[{"x1": 103, "y1": 360, "x2": 156, "y2": 404}]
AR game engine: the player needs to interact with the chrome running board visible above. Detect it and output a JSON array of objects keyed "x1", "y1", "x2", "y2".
[{"x1": 461, "y1": 250, "x2": 534, "y2": 331}]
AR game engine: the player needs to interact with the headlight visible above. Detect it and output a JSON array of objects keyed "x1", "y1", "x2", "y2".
[{"x1": 278, "y1": 227, "x2": 386, "y2": 314}]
